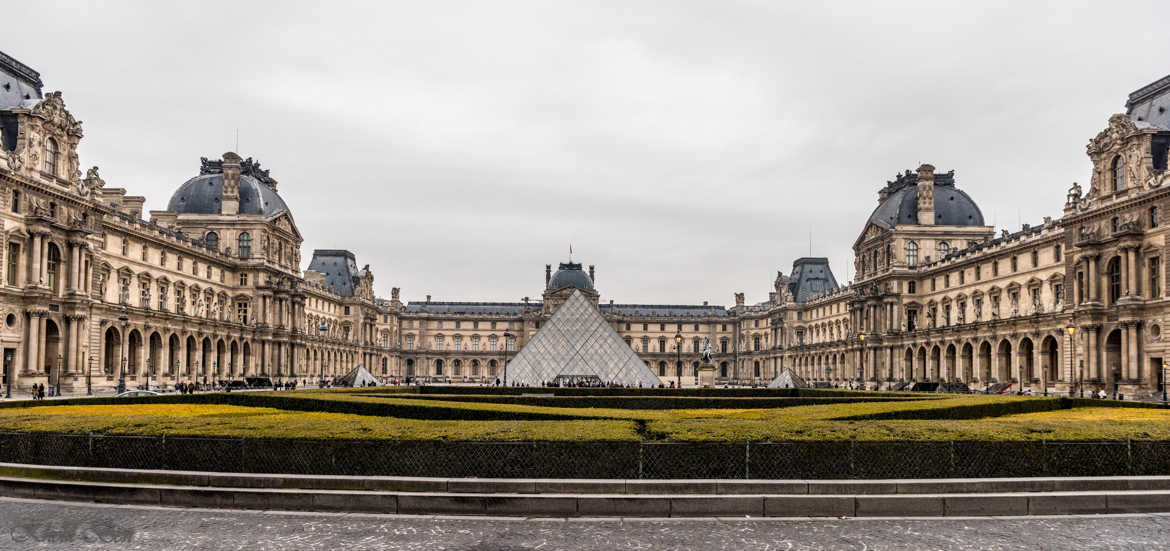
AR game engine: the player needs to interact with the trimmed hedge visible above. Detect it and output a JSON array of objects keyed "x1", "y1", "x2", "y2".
[
  {"x1": 385, "y1": 394, "x2": 928, "y2": 410},
  {"x1": 837, "y1": 396, "x2": 1168, "y2": 421},
  {"x1": 0, "y1": 431, "x2": 1164, "y2": 479},
  {"x1": 411, "y1": 386, "x2": 914, "y2": 398}
]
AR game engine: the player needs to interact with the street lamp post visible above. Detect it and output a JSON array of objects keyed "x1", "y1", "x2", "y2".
[
  {"x1": 86, "y1": 355, "x2": 93, "y2": 396},
  {"x1": 1066, "y1": 323, "x2": 1079, "y2": 398},
  {"x1": 674, "y1": 333, "x2": 683, "y2": 388},
  {"x1": 117, "y1": 309, "x2": 129, "y2": 394},
  {"x1": 146, "y1": 358, "x2": 152, "y2": 391},
  {"x1": 1162, "y1": 361, "x2": 1168, "y2": 404},
  {"x1": 319, "y1": 321, "x2": 328, "y2": 388},
  {"x1": 502, "y1": 332, "x2": 515, "y2": 386},
  {"x1": 55, "y1": 354, "x2": 62, "y2": 397},
  {"x1": 858, "y1": 333, "x2": 866, "y2": 391}
]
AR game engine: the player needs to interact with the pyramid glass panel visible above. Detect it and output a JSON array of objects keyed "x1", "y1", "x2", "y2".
[{"x1": 506, "y1": 291, "x2": 660, "y2": 386}]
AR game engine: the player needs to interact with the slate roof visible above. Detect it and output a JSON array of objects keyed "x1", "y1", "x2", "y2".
[
  {"x1": 868, "y1": 170, "x2": 984, "y2": 228},
  {"x1": 403, "y1": 302, "x2": 538, "y2": 315},
  {"x1": 0, "y1": 50, "x2": 42, "y2": 112},
  {"x1": 788, "y1": 257, "x2": 839, "y2": 303},
  {"x1": 1127, "y1": 73, "x2": 1170, "y2": 130},
  {"x1": 599, "y1": 304, "x2": 731, "y2": 318},
  {"x1": 547, "y1": 262, "x2": 595, "y2": 293},
  {"x1": 307, "y1": 250, "x2": 359, "y2": 297},
  {"x1": 166, "y1": 172, "x2": 290, "y2": 217}
]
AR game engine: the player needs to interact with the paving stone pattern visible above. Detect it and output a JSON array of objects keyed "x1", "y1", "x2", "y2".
[{"x1": 2, "y1": 497, "x2": 1169, "y2": 550}]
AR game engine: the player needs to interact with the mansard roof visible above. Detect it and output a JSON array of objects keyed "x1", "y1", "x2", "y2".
[
  {"x1": 0, "y1": 50, "x2": 42, "y2": 111},
  {"x1": 308, "y1": 249, "x2": 359, "y2": 297},
  {"x1": 403, "y1": 301, "x2": 539, "y2": 315},
  {"x1": 1126, "y1": 73, "x2": 1170, "y2": 130},
  {"x1": 599, "y1": 303, "x2": 731, "y2": 318},
  {"x1": 788, "y1": 257, "x2": 839, "y2": 303}
]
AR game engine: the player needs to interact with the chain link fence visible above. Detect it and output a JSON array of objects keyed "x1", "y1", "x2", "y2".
[{"x1": 0, "y1": 432, "x2": 1165, "y2": 479}]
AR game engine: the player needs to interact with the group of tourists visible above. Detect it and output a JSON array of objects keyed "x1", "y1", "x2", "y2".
[{"x1": 29, "y1": 383, "x2": 48, "y2": 400}]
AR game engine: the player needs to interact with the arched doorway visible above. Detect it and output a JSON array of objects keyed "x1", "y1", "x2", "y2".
[
  {"x1": 200, "y1": 337, "x2": 212, "y2": 381},
  {"x1": 960, "y1": 343, "x2": 973, "y2": 382},
  {"x1": 406, "y1": 359, "x2": 416, "y2": 377},
  {"x1": 929, "y1": 345, "x2": 941, "y2": 380},
  {"x1": 1018, "y1": 338, "x2": 1034, "y2": 389},
  {"x1": 658, "y1": 361, "x2": 666, "y2": 377},
  {"x1": 148, "y1": 332, "x2": 163, "y2": 377},
  {"x1": 434, "y1": 359, "x2": 443, "y2": 376},
  {"x1": 470, "y1": 360, "x2": 479, "y2": 377},
  {"x1": 127, "y1": 330, "x2": 142, "y2": 375},
  {"x1": 103, "y1": 327, "x2": 121, "y2": 376},
  {"x1": 168, "y1": 334, "x2": 180, "y2": 376},
  {"x1": 997, "y1": 339, "x2": 1012, "y2": 382},
  {"x1": 229, "y1": 341, "x2": 239, "y2": 377},
  {"x1": 453, "y1": 359, "x2": 462, "y2": 377},
  {"x1": 186, "y1": 335, "x2": 198, "y2": 377},
  {"x1": 720, "y1": 361, "x2": 728, "y2": 378},
  {"x1": 916, "y1": 347, "x2": 927, "y2": 380},
  {"x1": 904, "y1": 348, "x2": 913, "y2": 380},
  {"x1": 978, "y1": 341, "x2": 993, "y2": 381},
  {"x1": 242, "y1": 342, "x2": 251, "y2": 375},
  {"x1": 945, "y1": 344, "x2": 957, "y2": 381},
  {"x1": 43, "y1": 319, "x2": 61, "y2": 375},
  {"x1": 1041, "y1": 335, "x2": 1059, "y2": 384},
  {"x1": 215, "y1": 339, "x2": 226, "y2": 378},
  {"x1": 1105, "y1": 329, "x2": 1122, "y2": 393}
]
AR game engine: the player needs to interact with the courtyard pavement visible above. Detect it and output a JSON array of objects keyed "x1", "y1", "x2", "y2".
[{"x1": 2, "y1": 496, "x2": 1168, "y2": 550}]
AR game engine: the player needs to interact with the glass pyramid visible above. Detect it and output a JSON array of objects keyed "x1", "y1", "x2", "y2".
[
  {"x1": 506, "y1": 290, "x2": 661, "y2": 387},
  {"x1": 767, "y1": 368, "x2": 808, "y2": 389}
]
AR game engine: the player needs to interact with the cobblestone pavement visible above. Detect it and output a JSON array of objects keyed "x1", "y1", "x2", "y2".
[{"x1": 2, "y1": 497, "x2": 1168, "y2": 550}]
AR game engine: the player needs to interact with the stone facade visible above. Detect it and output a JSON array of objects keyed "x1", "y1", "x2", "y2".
[{"x1": 1, "y1": 51, "x2": 1168, "y2": 397}]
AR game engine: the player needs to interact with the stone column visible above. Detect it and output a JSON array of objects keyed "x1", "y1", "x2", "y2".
[
  {"x1": 28, "y1": 234, "x2": 42, "y2": 287},
  {"x1": 1120, "y1": 248, "x2": 1130, "y2": 297},
  {"x1": 1128, "y1": 248, "x2": 1139, "y2": 297},
  {"x1": 1089, "y1": 256, "x2": 1099, "y2": 302},
  {"x1": 25, "y1": 312, "x2": 40, "y2": 375},
  {"x1": 64, "y1": 317, "x2": 76, "y2": 374},
  {"x1": 1128, "y1": 323, "x2": 1140, "y2": 381},
  {"x1": 1120, "y1": 324, "x2": 1129, "y2": 384},
  {"x1": 1086, "y1": 327, "x2": 1098, "y2": 380}
]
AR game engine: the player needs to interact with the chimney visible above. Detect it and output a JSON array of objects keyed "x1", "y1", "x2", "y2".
[
  {"x1": 425, "y1": 294, "x2": 431, "y2": 303},
  {"x1": 221, "y1": 152, "x2": 242, "y2": 216},
  {"x1": 588, "y1": 265, "x2": 595, "y2": 282},
  {"x1": 703, "y1": 300, "x2": 708, "y2": 306},
  {"x1": 916, "y1": 164, "x2": 935, "y2": 225},
  {"x1": 545, "y1": 264, "x2": 551, "y2": 286}
]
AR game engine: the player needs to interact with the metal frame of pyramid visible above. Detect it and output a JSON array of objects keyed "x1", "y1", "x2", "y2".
[
  {"x1": 506, "y1": 290, "x2": 661, "y2": 386},
  {"x1": 767, "y1": 367, "x2": 808, "y2": 389}
]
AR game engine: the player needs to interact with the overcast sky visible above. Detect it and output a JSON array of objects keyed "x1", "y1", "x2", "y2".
[{"x1": 7, "y1": 1, "x2": 1170, "y2": 306}]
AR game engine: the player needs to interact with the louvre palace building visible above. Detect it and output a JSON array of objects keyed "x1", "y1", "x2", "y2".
[{"x1": 2, "y1": 49, "x2": 1169, "y2": 397}]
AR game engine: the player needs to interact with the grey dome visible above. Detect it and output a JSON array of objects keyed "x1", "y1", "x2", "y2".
[
  {"x1": 868, "y1": 170, "x2": 984, "y2": 228},
  {"x1": 166, "y1": 173, "x2": 290, "y2": 217},
  {"x1": 547, "y1": 262, "x2": 595, "y2": 293}
]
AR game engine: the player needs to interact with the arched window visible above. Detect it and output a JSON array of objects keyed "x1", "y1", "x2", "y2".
[
  {"x1": 205, "y1": 232, "x2": 219, "y2": 251},
  {"x1": 46, "y1": 244, "x2": 61, "y2": 292},
  {"x1": 1111, "y1": 155, "x2": 1125, "y2": 192},
  {"x1": 237, "y1": 232, "x2": 251, "y2": 259},
  {"x1": 434, "y1": 359, "x2": 443, "y2": 376},
  {"x1": 658, "y1": 361, "x2": 666, "y2": 376},
  {"x1": 44, "y1": 138, "x2": 59, "y2": 175},
  {"x1": 489, "y1": 359, "x2": 498, "y2": 376},
  {"x1": 906, "y1": 241, "x2": 919, "y2": 267},
  {"x1": 937, "y1": 241, "x2": 949, "y2": 258}
]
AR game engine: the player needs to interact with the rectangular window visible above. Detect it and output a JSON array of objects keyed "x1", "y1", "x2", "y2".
[
  {"x1": 1031, "y1": 250, "x2": 1038, "y2": 268},
  {"x1": 959, "y1": 270, "x2": 965, "y2": 285},
  {"x1": 992, "y1": 261, "x2": 999, "y2": 277},
  {"x1": 1054, "y1": 245, "x2": 1062, "y2": 262},
  {"x1": 931, "y1": 278, "x2": 937, "y2": 291},
  {"x1": 1151, "y1": 257, "x2": 1162, "y2": 298},
  {"x1": 142, "y1": 245, "x2": 149, "y2": 261},
  {"x1": 177, "y1": 257, "x2": 184, "y2": 271},
  {"x1": 236, "y1": 302, "x2": 249, "y2": 324},
  {"x1": 406, "y1": 336, "x2": 415, "y2": 350},
  {"x1": 6, "y1": 243, "x2": 19, "y2": 286},
  {"x1": 121, "y1": 238, "x2": 128, "y2": 256},
  {"x1": 239, "y1": 273, "x2": 248, "y2": 286},
  {"x1": 10, "y1": 190, "x2": 19, "y2": 213},
  {"x1": 1011, "y1": 256, "x2": 1019, "y2": 272},
  {"x1": 944, "y1": 274, "x2": 950, "y2": 288},
  {"x1": 975, "y1": 264, "x2": 982, "y2": 281},
  {"x1": 907, "y1": 281, "x2": 916, "y2": 294},
  {"x1": 907, "y1": 309, "x2": 918, "y2": 331},
  {"x1": 159, "y1": 250, "x2": 167, "y2": 267}
]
